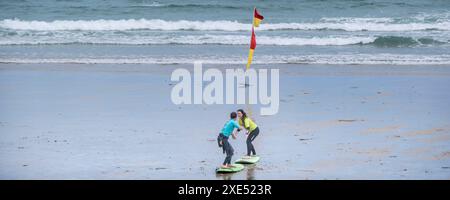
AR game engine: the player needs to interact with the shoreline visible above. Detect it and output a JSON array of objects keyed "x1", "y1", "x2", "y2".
[{"x1": 2, "y1": 63, "x2": 450, "y2": 75}]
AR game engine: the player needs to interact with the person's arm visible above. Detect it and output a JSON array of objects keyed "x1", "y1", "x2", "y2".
[
  {"x1": 238, "y1": 119, "x2": 247, "y2": 132},
  {"x1": 232, "y1": 121, "x2": 240, "y2": 139},
  {"x1": 234, "y1": 120, "x2": 242, "y2": 132},
  {"x1": 244, "y1": 118, "x2": 250, "y2": 134},
  {"x1": 232, "y1": 131, "x2": 237, "y2": 139},
  {"x1": 244, "y1": 118, "x2": 250, "y2": 130}
]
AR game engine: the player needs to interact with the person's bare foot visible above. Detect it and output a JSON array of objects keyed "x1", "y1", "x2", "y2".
[{"x1": 221, "y1": 164, "x2": 230, "y2": 168}]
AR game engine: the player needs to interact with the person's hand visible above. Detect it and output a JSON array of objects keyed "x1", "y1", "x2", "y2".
[{"x1": 232, "y1": 134, "x2": 237, "y2": 139}]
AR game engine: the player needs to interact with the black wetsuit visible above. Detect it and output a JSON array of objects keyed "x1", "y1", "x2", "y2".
[
  {"x1": 218, "y1": 133, "x2": 234, "y2": 165},
  {"x1": 246, "y1": 127, "x2": 259, "y2": 156}
]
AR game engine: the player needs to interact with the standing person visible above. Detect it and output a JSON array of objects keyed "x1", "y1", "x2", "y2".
[
  {"x1": 217, "y1": 112, "x2": 241, "y2": 168},
  {"x1": 237, "y1": 109, "x2": 259, "y2": 158}
]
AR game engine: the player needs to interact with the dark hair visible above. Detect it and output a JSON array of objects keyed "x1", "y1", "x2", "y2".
[
  {"x1": 230, "y1": 112, "x2": 237, "y2": 119},
  {"x1": 237, "y1": 109, "x2": 247, "y2": 124}
]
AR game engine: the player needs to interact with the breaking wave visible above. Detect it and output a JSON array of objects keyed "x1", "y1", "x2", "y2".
[{"x1": 1, "y1": 18, "x2": 450, "y2": 32}]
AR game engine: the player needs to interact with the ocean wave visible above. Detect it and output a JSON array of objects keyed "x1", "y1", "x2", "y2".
[
  {"x1": 0, "y1": 19, "x2": 248, "y2": 31},
  {"x1": 2, "y1": 54, "x2": 450, "y2": 65},
  {"x1": 370, "y1": 36, "x2": 446, "y2": 47},
  {"x1": 1, "y1": 31, "x2": 446, "y2": 47},
  {"x1": 320, "y1": 17, "x2": 395, "y2": 23},
  {"x1": 128, "y1": 1, "x2": 244, "y2": 9},
  {"x1": 1, "y1": 18, "x2": 450, "y2": 32},
  {"x1": 132, "y1": 2, "x2": 165, "y2": 7},
  {"x1": 0, "y1": 34, "x2": 378, "y2": 46},
  {"x1": 150, "y1": 3, "x2": 242, "y2": 9}
]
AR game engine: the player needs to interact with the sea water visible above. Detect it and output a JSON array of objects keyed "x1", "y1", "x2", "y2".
[{"x1": 0, "y1": 0, "x2": 450, "y2": 65}]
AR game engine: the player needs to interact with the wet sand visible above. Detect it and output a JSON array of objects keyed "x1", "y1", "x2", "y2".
[{"x1": 1, "y1": 63, "x2": 450, "y2": 179}]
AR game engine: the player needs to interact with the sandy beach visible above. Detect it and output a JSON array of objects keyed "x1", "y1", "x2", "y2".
[{"x1": 1, "y1": 63, "x2": 449, "y2": 179}]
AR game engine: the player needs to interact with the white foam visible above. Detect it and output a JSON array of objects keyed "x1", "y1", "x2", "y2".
[
  {"x1": 262, "y1": 22, "x2": 450, "y2": 32},
  {"x1": 2, "y1": 54, "x2": 450, "y2": 65},
  {"x1": 1, "y1": 18, "x2": 450, "y2": 32},
  {"x1": 320, "y1": 17, "x2": 394, "y2": 23},
  {"x1": 139, "y1": 2, "x2": 165, "y2": 7},
  {"x1": 0, "y1": 33, "x2": 377, "y2": 46},
  {"x1": 0, "y1": 19, "x2": 249, "y2": 31}
]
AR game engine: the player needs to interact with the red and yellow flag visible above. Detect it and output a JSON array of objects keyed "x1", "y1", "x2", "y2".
[
  {"x1": 253, "y1": 8, "x2": 264, "y2": 27},
  {"x1": 246, "y1": 27, "x2": 257, "y2": 69},
  {"x1": 246, "y1": 8, "x2": 264, "y2": 70}
]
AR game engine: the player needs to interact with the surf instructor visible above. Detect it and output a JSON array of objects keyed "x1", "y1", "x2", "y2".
[{"x1": 237, "y1": 109, "x2": 259, "y2": 158}]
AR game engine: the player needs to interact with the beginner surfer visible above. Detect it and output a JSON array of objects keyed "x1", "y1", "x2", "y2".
[
  {"x1": 237, "y1": 109, "x2": 259, "y2": 158},
  {"x1": 217, "y1": 112, "x2": 241, "y2": 168}
]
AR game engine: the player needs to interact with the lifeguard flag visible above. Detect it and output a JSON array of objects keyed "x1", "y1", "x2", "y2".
[
  {"x1": 246, "y1": 27, "x2": 257, "y2": 69},
  {"x1": 246, "y1": 8, "x2": 263, "y2": 69},
  {"x1": 253, "y1": 8, "x2": 264, "y2": 27}
]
